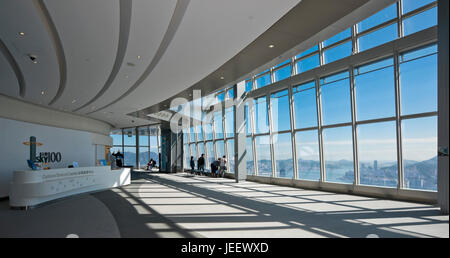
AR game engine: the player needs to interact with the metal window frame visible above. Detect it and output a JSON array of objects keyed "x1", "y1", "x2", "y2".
[
  {"x1": 246, "y1": 27, "x2": 438, "y2": 193},
  {"x1": 176, "y1": 1, "x2": 438, "y2": 195}
]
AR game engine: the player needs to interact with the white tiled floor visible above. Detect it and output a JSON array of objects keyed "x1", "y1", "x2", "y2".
[
  {"x1": 1, "y1": 172, "x2": 447, "y2": 238},
  {"x1": 123, "y1": 173, "x2": 448, "y2": 238}
]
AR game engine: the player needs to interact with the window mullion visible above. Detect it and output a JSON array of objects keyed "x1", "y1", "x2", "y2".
[
  {"x1": 394, "y1": 51, "x2": 405, "y2": 189},
  {"x1": 289, "y1": 85, "x2": 298, "y2": 180},
  {"x1": 316, "y1": 78, "x2": 325, "y2": 182},
  {"x1": 350, "y1": 66, "x2": 360, "y2": 186}
]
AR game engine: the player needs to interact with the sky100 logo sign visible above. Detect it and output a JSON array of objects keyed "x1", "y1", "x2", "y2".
[{"x1": 39, "y1": 152, "x2": 62, "y2": 163}]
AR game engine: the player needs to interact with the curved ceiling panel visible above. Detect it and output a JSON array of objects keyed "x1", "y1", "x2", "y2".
[
  {"x1": 78, "y1": 0, "x2": 178, "y2": 115},
  {"x1": 0, "y1": 38, "x2": 25, "y2": 97},
  {"x1": 0, "y1": 0, "x2": 60, "y2": 105},
  {"x1": 43, "y1": 0, "x2": 120, "y2": 111},
  {"x1": 73, "y1": 0, "x2": 132, "y2": 112},
  {"x1": 33, "y1": 0, "x2": 67, "y2": 106},
  {"x1": 87, "y1": 0, "x2": 189, "y2": 115},
  {"x1": 99, "y1": 0, "x2": 301, "y2": 124}
]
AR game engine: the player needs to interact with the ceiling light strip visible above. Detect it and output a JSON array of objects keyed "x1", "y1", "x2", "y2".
[
  {"x1": 33, "y1": 0, "x2": 67, "y2": 106},
  {"x1": 0, "y1": 38, "x2": 26, "y2": 98},
  {"x1": 87, "y1": 0, "x2": 190, "y2": 115},
  {"x1": 73, "y1": 0, "x2": 132, "y2": 112}
]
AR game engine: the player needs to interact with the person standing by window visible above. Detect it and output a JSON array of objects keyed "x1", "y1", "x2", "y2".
[
  {"x1": 219, "y1": 155, "x2": 227, "y2": 178},
  {"x1": 113, "y1": 151, "x2": 123, "y2": 167},
  {"x1": 190, "y1": 156, "x2": 195, "y2": 174},
  {"x1": 197, "y1": 154, "x2": 205, "y2": 174}
]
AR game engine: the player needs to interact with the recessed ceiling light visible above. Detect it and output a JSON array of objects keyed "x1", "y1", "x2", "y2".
[
  {"x1": 137, "y1": 55, "x2": 141, "y2": 59},
  {"x1": 72, "y1": 99, "x2": 77, "y2": 103},
  {"x1": 27, "y1": 54, "x2": 38, "y2": 63},
  {"x1": 220, "y1": 76, "x2": 225, "y2": 80},
  {"x1": 125, "y1": 75, "x2": 129, "y2": 78},
  {"x1": 19, "y1": 32, "x2": 25, "y2": 36},
  {"x1": 268, "y1": 44, "x2": 275, "y2": 48},
  {"x1": 40, "y1": 90, "x2": 45, "y2": 95}
]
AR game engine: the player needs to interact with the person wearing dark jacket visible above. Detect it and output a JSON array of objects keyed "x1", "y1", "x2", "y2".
[
  {"x1": 211, "y1": 159, "x2": 221, "y2": 177},
  {"x1": 190, "y1": 156, "x2": 195, "y2": 173},
  {"x1": 112, "y1": 151, "x2": 124, "y2": 167},
  {"x1": 197, "y1": 154, "x2": 205, "y2": 173}
]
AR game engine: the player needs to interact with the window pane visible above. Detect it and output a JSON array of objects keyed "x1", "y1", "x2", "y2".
[
  {"x1": 324, "y1": 41, "x2": 352, "y2": 64},
  {"x1": 245, "y1": 80, "x2": 252, "y2": 92},
  {"x1": 296, "y1": 45, "x2": 319, "y2": 59},
  {"x1": 214, "y1": 111, "x2": 223, "y2": 139},
  {"x1": 324, "y1": 28, "x2": 351, "y2": 47},
  {"x1": 227, "y1": 139, "x2": 235, "y2": 173},
  {"x1": 150, "y1": 146, "x2": 159, "y2": 167},
  {"x1": 323, "y1": 126, "x2": 354, "y2": 184},
  {"x1": 355, "y1": 58, "x2": 396, "y2": 121},
  {"x1": 206, "y1": 142, "x2": 215, "y2": 170},
  {"x1": 190, "y1": 144, "x2": 197, "y2": 160},
  {"x1": 123, "y1": 129, "x2": 136, "y2": 146},
  {"x1": 111, "y1": 130, "x2": 122, "y2": 146},
  {"x1": 198, "y1": 143, "x2": 205, "y2": 158},
  {"x1": 184, "y1": 145, "x2": 190, "y2": 169},
  {"x1": 271, "y1": 90, "x2": 291, "y2": 132},
  {"x1": 402, "y1": 116, "x2": 437, "y2": 191},
  {"x1": 124, "y1": 147, "x2": 136, "y2": 167},
  {"x1": 138, "y1": 127, "x2": 149, "y2": 146},
  {"x1": 255, "y1": 72, "x2": 271, "y2": 89},
  {"x1": 216, "y1": 140, "x2": 225, "y2": 159},
  {"x1": 204, "y1": 121, "x2": 213, "y2": 141},
  {"x1": 403, "y1": 7, "x2": 437, "y2": 36},
  {"x1": 400, "y1": 46, "x2": 437, "y2": 115},
  {"x1": 358, "y1": 24, "x2": 398, "y2": 52},
  {"x1": 183, "y1": 129, "x2": 189, "y2": 144},
  {"x1": 227, "y1": 88, "x2": 234, "y2": 99},
  {"x1": 273, "y1": 64, "x2": 291, "y2": 82},
  {"x1": 217, "y1": 91, "x2": 225, "y2": 102},
  {"x1": 402, "y1": 0, "x2": 435, "y2": 14},
  {"x1": 357, "y1": 3, "x2": 397, "y2": 33},
  {"x1": 293, "y1": 81, "x2": 317, "y2": 129},
  {"x1": 254, "y1": 97, "x2": 270, "y2": 134},
  {"x1": 321, "y1": 72, "x2": 351, "y2": 125},
  {"x1": 245, "y1": 103, "x2": 253, "y2": 136},
  {"x1": 273, "y1": 133, "x2": 293, "y2": 178},
  {"x1": 196, "y1": 124, "x2": 203, "y2": 141},
  {"x1": 225, "y1": 107, "x2": 234, "y2": 138},
  {"x1": 139, "y1": 147, "x2": 149, "y2": 168},
  {"x1": 274, "y1": 59, "x2": 290, "y2": 69},
  {"x1": 255, "y1": 73, "x2": 271, "y2": 89},
  {"x1": 358, "y1": 122, "x2": 398, "y2": 188},
  {"x1": 111, "y1": 146, "x2": 122, "y2": 153},
  {"x1": 150, "y1": 135, "x2": 158, "y2": 147},
  {"x1": 246, "y1": 137, "x2": 255, "y2": 175},
  {"x1": 255, "y1": 135, "x2": 272, "y2": 177},
  {"x1": 190, "y1": 127, "x2": 196, "y2": 142},
  {"x1": 296, "y1": 130, "x2": 320, "y2": 181},
  {"x1": 296, "y1": 54, "x2": 320, "y2": 75}
]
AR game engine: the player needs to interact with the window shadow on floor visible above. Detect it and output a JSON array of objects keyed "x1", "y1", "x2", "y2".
[{"x1": 93, "y1": 173, "x2": 448, "y2": 238}]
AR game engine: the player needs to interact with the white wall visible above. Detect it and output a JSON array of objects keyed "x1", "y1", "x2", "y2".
[{"x1": 0, "y1": 117, "x2": 99, "y2": 197}]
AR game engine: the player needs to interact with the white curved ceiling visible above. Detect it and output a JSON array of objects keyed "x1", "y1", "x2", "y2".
[
  {"x1": 3, "y1": 0, "x2": 386, "y2": 129},
  {"x1": 0, "y1": 0, "x2": 302, "y2": 128}
]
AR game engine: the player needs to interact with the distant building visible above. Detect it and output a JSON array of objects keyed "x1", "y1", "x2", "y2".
[{"x1": 374, "y1": 160, "x2": 378, "y2": 170}]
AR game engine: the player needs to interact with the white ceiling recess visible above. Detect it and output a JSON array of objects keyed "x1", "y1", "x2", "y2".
[{"x1": 0, "y1": 0, "x2": 313, "y2": 129}]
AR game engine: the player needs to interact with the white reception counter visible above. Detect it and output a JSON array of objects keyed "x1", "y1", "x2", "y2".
[{"x1": 9, "y1": 166, "x2": 131, "y2": 209}]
